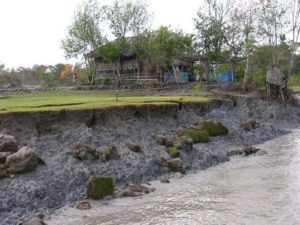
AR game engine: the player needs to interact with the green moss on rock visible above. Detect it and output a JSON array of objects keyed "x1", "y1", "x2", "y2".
[
  {"x1": 167, "y1": 147, "x2": 180, "y2": 158},
  {"x1": 177, "y1": 128, "x2": 209, "y2": 143},
  {"x1": 199, "y1": 120, "x2": 229, "y2": 136},
  {"x1": 87, "y1": 176, "x2": 114, "y2": 199}
]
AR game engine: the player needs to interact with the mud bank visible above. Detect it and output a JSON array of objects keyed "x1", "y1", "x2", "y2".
[{"x1": 0, "y1": 97, "x2": 298, "y2": 225}]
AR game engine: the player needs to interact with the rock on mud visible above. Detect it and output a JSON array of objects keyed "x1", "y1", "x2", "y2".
[
  {"x1": 22, "y1": 215, "x2": 47, "y2": 225},
  {"x1": 99, "y1": 144, "x2": 120, "y2": 162},
  {"x1": 71, "y1": 144, "x2": 98, "y2": 160},
  {"x1": 73, "y1": 200, "x2": 92, "y2": 210},
  {"x1": 0, "y1": 134, "x2": 18, "y2": 153},
  {"x1": 126, "y1": 140, "x2": 142, "y2": 153},
  {"x1": 4, "y1": 147, "x2": 42, "y2": 174},
  {"x1": 87, "y1": 176, "x2": 114, "y2": 199},
  {"x1": 113, "y1": 184, "x2": 155, "y2": 197},
  {"x1": 166, "y1": 158, "x2": 185, "y2": 173},
  {"x1": 0, "y1": 151, "x2": 13, "y2": 164}
]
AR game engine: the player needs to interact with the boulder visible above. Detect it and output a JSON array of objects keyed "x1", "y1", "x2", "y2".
[
  {"x1": 87, "y1": 176, "x2": 114, "y2": 199},
  {"x1": 242, "y1": 144, "x2": 260, "y2": 155},
  {"x1": 0, "y1": 164, "x2": 8, "y2": 179},
  {"x1": 196, "y1": 120, "x2": 229, "y2": 136},
  {"x1": 160, "y1": 178, "x2": 170, "y2": 183},
  {"x1": 0, "y1": 151, "x2": 13, "y2": 164},
  {"x1": 177, "y1": 127, "x2": 209, "y2": 143},
  {"x1": 73, "y1": 200, "x2": 91, "y2": 210},
  {"x1": 154, "y1": 156, "x2": 168, "y2": 167},
  {"x1": 167, "y1": 147, "x2": 180, "y2": 158},
  {"x1": 166, "y1": 158, "x2": 184, "y2": 173},
  {"x1": 154, "y1": 135, "x2": 174, "y2": 147},
  {"x1": 4, "y1": 147, "x2": 42, "y2": 174},
  {"x1": 22, "y1": 215, "x2": 46, "y2": 225},
  {"x1": 71, "y1": 144, "x2": 98, "y2": 160},
  {"x1": 99, "y1": 144, "x2": 120, "y2": 162},
  {"x1": 241, "y1": 119, "x2": 259, "y2": 131},
  {"x1": 126, "y1": 140, "x2": 142, "y2": 153},
  {"x1": 113, "y1": 184, "x2": 155, "y2": 198},
  {"x1": 0, "y1": 134, "x2": 18, "y2": 153},
  {"x1": 174, "y1": 136, "x2": 193, "y2": 151}
]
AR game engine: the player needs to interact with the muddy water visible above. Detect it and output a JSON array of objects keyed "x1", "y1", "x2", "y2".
[{"x1": 47, "y1": 130, "x2": 300, "y2": 225}]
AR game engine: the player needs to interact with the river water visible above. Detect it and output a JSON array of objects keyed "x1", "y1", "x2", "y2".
[{"x1": 47, "y1": 130, "x2": 300, "y2": 225}]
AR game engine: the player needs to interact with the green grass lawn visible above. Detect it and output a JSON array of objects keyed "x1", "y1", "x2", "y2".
[
  {"x1": 0, "y1": 91, "x2": 210, "y2": 113},
  {"x1": 291, "y1": 86, "x2": 300, "y2": 92}
]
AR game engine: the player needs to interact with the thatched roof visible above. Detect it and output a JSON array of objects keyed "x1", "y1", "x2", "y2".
[{"x1": 266, "y1": 67, "x2": 285, "y2": 86}]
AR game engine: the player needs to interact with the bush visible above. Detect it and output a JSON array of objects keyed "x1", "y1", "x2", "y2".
[
  {"x1": 289, "y1": 74, "x2": 300, "y2": 86},
  {"x1": 177, "y1": 128, "x2": 209, "y2": 143}
]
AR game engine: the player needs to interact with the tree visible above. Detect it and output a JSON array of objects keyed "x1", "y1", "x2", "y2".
[
  {"x1": 228, "y1": 0, "x2": 259, "y2": 88},
  {"x1": 149, "y1": 26, "x2": 193, "y2": 80},
  {"x1": 60, "y1": 64, "x2": 73, "y2": 80},
  {"x1": 62, "y1": 0, "x2": 106, "y2": 84},
  {"x1": 0, "y1": 64, "x2": 4, "y2": 88},
  {"x1": 106, "y1": 0, "x2": 152, "y2": 77},
  {"x1": 194, "y1": 0, "x2": 234, "y2": 78},
  {"x1": 288, "y1": 0, "x2": 300, "y2": 80},
  {"x1": 107, "y1": 0, "x2": 152, "y2": 40},
  {"x1": 258, "y1": 0, "x2": 289, "y2": 65}
]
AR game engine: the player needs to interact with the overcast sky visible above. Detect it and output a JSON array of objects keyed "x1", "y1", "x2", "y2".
[{"x1": 0, "y1": 0, "x2": 200, "y2": 69}]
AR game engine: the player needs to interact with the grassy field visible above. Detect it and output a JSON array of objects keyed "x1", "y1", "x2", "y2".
[
  {"x1": 291, "y1": 86, "x2": 300, "y2": 92},
  {"x1": 0, "y1": 91, "x2": 210, "y2": 113}
]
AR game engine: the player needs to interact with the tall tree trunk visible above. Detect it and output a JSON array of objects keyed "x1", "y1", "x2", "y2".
[{"x1": 243, "y1": 50, "x2": 250, "y2": 91}]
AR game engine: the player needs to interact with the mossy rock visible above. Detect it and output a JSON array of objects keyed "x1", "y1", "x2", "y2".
[
  {"x1": 177, "y1": 128, "x2": 209, "y2": 143},
  {"x1": 241, "y1": 119, "x2": 258, "y2": 131},
  {"x1": 198, "y1": 120, "x2": 229, "y2": 136},
  {"x1": 87, "y1": 176, "x2": 114, "y2": 199},
  {"x1": 99, "y1": 144, "x2": 120, "y2": 162},
  {"x1": 167, "y1": 147, "x2": 180, "y2": 158},
  {"x1": 167, "y1": 158, "x2": 184, "y2": 173}
]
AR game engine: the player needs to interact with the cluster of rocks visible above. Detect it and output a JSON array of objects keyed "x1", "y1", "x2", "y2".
[
  {"x1": 71, "y1": 140, "x2": 143, "y2": 162},
  {"x1": 0, "y1": 134, "x2": 44, "y2": 179},
  {"x1": 227, "y1": 143, "x2": 267, "y2": 157},
  {"x1": 151, "y1": 119, "x2": 229, "y2": 173}
]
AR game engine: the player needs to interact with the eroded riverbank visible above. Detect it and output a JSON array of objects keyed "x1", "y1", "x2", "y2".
[
  {"x1": 47, "y1": 130, "x2": 300, "y2": 225},
  {"x1": 0, "y1": 95, "x2": 299, "y2": 225}
]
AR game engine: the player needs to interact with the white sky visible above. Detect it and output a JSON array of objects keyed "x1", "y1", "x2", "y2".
[{"x1": 0, "y1": 0, "x2": 200, "y2": 69}]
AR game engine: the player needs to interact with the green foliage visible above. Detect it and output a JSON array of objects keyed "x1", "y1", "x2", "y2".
[
  {"x1": 177, "y1": 128, "x2": 209, "y2": 143},
  {"x1": 0, "y1": 75, "x2": 3, "y2": 88},
  {"x1": 87, "y1": 176, "x2": 114, "y2": 199},
  {"x1": 96, "y1": 41, "x2": 122, "y2": 63},
  {"x1": 167, "y1": 147, "x2": 180, "y2": 158},
  {"x1": 41, "y1": 72, "x2": 58, "y2": 88},
  {"x1": 289, "y1": 74, "x2": 300, "y2": 86},
  {"x1": 149, "y1": 26, "x2": 193, "y2": 65},
  {"x1": 107, "y1": 0, "x2": 151, "y2": 39},
  {"x1": 199, "y1": 120, "x2": 229, "y2": 136},
  {"x1": 95, "y1": 77, "x2": 112, "y2": 85},
  {"x1": 62, "y1": 0, "x2": 105, "y2": 83}
]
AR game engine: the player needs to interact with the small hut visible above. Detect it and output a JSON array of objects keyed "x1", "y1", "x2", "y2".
[{"x1": 266, "y1": 65, "x2": 286, "y2": 101}]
